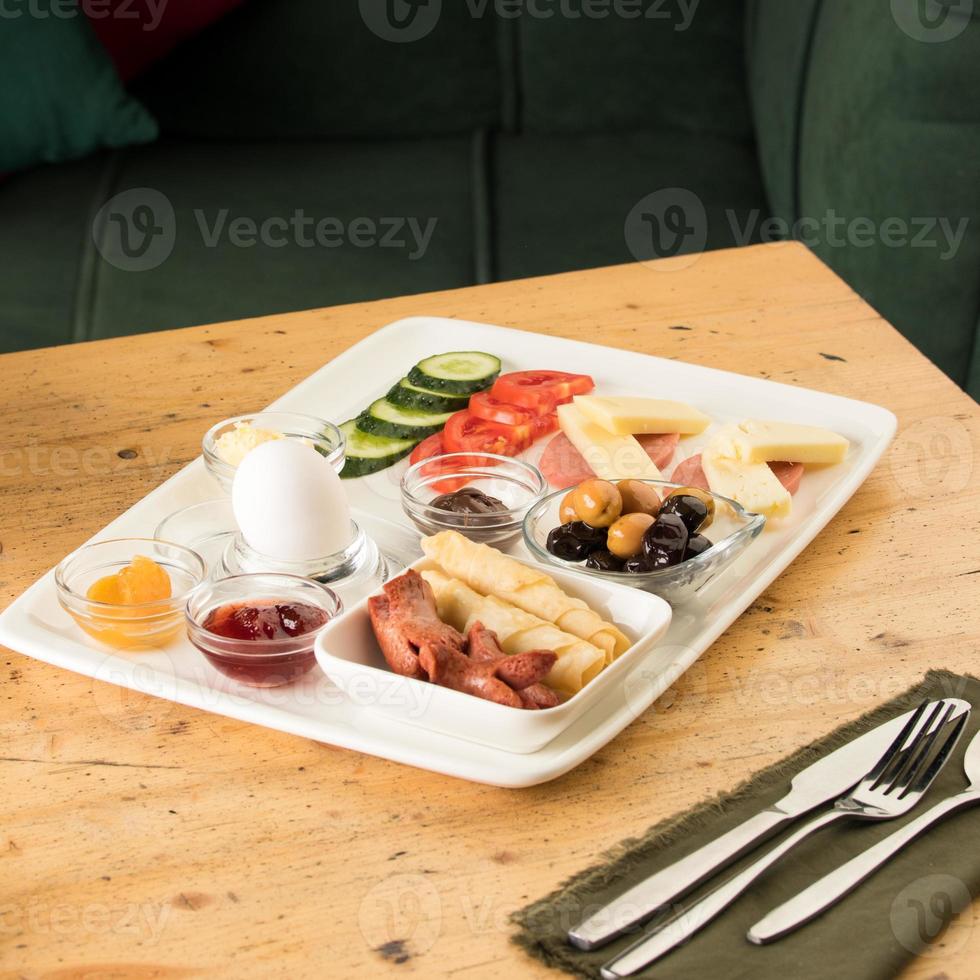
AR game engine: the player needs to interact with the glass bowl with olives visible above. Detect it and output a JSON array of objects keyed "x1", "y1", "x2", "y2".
[
  {"x1": 401, "y1": 452, "x2": 548, "y2": 546},
  {"x1": 522, "y1": 478, "x2": 766, "y2": 604}
]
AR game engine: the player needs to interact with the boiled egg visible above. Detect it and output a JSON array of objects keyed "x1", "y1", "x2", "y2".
[{"x1": 232, "y1": 439, "x2": 354, "y2": 561}]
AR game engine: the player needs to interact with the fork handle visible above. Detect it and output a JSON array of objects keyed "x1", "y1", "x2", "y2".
[
  {"x1": 601, "y1": 808, "x2": 845, "y2": 978},
  {"x1": 568, "y1": 807, "x2": 792, "y2": 949},
  {"x1": 747, "y1": 790, "x2": 980, "y2": 944}
]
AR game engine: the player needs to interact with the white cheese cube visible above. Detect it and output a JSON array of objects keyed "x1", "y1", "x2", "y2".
[{"x1": 556, "y1": 403, "x2": 664, "y2": 481}]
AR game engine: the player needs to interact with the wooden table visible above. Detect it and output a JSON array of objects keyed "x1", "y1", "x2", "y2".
[{"x1": 2, "y1": 242, "x2": 978, "y2": 978}]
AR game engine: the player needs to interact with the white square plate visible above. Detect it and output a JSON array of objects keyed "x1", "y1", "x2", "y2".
[
  {"x1": 316, "y1": 556, "x2": 672, "y2": 754},
  {"x1": 0, "y1": 317, "x2": 896, "y2": 786}
]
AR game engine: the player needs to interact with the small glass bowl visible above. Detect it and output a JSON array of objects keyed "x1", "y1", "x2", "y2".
[
  {"x1": 186, "y1": 573, "x2": 342, "y2": 688},
  {"x1": 523, "y1": 481, "x2": 766, "y2": 605},
  {"x1": 202, "y1": 412, "x2": 345, "y2": 492},
  {"x1": 154, "y1": 498, "x2": 237, "y2": 574},
  {"x1": 56, "y1": 538, "x2": 207, "y2": 650},
  {"x1": 401, "y1": 452, "x2": 547, "y2": 546}
]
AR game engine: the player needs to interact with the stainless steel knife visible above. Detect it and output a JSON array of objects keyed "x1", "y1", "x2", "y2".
[{"x1": 567, "y1": 704, "x2": 935, "y2": 950}]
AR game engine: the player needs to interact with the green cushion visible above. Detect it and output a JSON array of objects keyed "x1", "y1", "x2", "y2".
[
  {"x1": 798, "y1": 0, "x2": 980, "y2": 391},
  {"x1": 134, "y1": 1, "x2": 501, "y2": 139},
  {"x1": 492, "y1": 130, "x2": 769, "y2": 280},
  {"x1": 745, "y1": 0, "x2": 821, "y2": 222},
  {"x1": 517, "y1": 2, "x2": 752, "y2": 139},
  {"x1": 0, "y1": 137, "x2": 482, "y2": 348},
  {"x1": 0, "y1": 4, "x2": 157, "y2": 172}
]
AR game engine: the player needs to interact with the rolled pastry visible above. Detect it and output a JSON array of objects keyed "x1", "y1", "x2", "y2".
[
  {"x1": 420, "y1": 568, "x2": 606, "y2": 696},
  {"x1": 421, "y1": 530, "x2": 630, "y2": 663}
]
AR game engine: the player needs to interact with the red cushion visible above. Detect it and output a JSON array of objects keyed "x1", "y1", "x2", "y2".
[{"x1": 87, "y1": 0, "x2": 246, "y2": 81}]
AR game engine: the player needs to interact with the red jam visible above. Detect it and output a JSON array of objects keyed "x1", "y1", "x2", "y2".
[{"x1": 195, "y1": 600, "x2": 329, "y2": 687}]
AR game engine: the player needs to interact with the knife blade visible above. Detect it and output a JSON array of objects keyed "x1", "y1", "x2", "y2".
[{"x1": 567, "y1": 704, "x2": 931, "y2": 950}]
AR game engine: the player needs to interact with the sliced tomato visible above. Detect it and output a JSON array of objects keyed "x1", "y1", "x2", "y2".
[
  {"x1": 532, "y1": 412, "x2": 560, "y2": 440},
  {"x1": 469, "y1": 391, "x2": 538, "y2": 427},
  {"x1": 491, "y1": 370, "x2": 595, "y2": 412},
  {"x1": 442, "y1": 410, "x2": 530, "y2": 457},
  {"x1": 409, "y1": 432, "x2": 445, "y2": 467}
]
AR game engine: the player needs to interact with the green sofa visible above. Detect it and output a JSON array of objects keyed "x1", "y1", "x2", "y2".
[{"x1": 2, "y1": 0, "x2": 978, "y2": 397}]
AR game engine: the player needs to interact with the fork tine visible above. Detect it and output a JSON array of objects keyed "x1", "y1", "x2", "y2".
[
  {"x1": 898, "y1": 707, "x2": 969, "y2": 800},
  {"x1": 866, "y1": 700, "x2": 930, "y2": 789},
  {"x1": 884, "y1": 701, "x2": 954, "y2": 795}
]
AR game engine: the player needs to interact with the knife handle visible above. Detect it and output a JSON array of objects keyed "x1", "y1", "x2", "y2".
[
  {"x1": 747, "y1": 790, "x2": 980, "y2": 944},
  {"x1": 568, "y1": 807, "x2": 791, "y2": 950},
  {"x1": 601, "y1": 808, "x2": 845, "y2": 978}
]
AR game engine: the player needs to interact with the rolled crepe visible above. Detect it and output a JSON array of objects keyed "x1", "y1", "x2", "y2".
[
  {"x1": 421, "y1": 531, "x2": 630, "y2": 663},
  {"x1": 420, "y1": 568, "x2": 606, "y2": 696}
]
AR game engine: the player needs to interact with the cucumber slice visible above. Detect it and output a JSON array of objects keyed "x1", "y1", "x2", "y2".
[
  {"x1": 407, "y1": 351, "x2": 501, "y2": 395},
  {"x1": 357, "y1": 398, "x2": 453, "y2": 440},
  {"x1": 387, "y1": 377, "x2": 470, "y2": 414},
  {"x1": 339, "y1": 419, "x2": 417, "y2": 479}
]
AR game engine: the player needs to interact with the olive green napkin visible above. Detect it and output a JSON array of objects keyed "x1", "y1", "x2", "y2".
[{"x1": 513, "y1": 670, "x2": 980, "y2": 979}]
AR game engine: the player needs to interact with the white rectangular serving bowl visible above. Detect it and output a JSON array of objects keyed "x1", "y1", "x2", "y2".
[{"x1": 315, "y1": 556, "x2": 673, "y2": 754}]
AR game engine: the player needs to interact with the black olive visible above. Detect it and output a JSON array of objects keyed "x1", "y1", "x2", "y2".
[
  {"x1": 567, "y1": 521, "x2": 609, "y2": 551},
  {"x1": 547, "y1": 524, "x2": 591, "y2": 561},
  {"x1": 643, "y1": 513, "x2": 689, "y2": 568},
  {"x1": 659, "y1": 493, "x2": 709, "y2": 535},
  {"x1": 623, "y1": 556, "x2": 654, "y2": 574},
  {"x1": 685, "y1": 534, "x2": 713, "y2": 561},
  {"x1": 585, "y1": 550, "x2": 625, "y2": 573}
]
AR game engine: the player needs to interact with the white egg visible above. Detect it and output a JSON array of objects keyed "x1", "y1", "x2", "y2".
[{"x1": 232, "y1": 439, "x2": 353, "y2": 562}]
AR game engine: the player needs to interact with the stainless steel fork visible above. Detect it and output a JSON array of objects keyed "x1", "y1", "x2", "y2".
[{"x1": 601, "y1": 699, "x2": 970, "y2": 978}]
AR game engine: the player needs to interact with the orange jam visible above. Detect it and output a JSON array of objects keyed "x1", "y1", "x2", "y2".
[{"x1": 81, "y1": 555, "x2": 178, "y2": 649}]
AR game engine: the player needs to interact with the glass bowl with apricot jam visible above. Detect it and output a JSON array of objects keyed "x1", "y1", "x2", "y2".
[
  {"x1": 186, "y1": 573, "x2": 342, "y2": 687},
  {"x1": 55, "y1": 538, "x2": 207, "y2": 650}
]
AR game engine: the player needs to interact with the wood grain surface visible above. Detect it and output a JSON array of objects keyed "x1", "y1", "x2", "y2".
[{"x1": 1, "y1": 242, "x2": 978, "y2": 979}]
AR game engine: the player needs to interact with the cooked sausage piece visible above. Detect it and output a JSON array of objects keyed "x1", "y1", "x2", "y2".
[
  {"x1": 368, "y1": 594, "x2": 426, "y2": 680},
  {"x1": 467, "y1": 623, "x2": 561, "y2": 709}
]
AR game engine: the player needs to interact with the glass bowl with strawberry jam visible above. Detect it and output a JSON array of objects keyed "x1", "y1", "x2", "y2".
[
  {"x1": 186, "y1": 573, "x2": 342, "y2": 687},
  {"x1": 55, "y1": 538, "x2": 207, "y2": 650}
]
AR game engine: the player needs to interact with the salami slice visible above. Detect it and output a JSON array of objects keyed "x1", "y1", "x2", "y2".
[
  {"x1": 670, "y1": 454, "x2": 710, "y2": 490},
  {"x1": 634, "y1": 432, "x2": 680, "y2": 471},
  {"x1": 539, "y1": 432, "x2": 683, "y2": 489},
  {"x1": 539, "y1": 433, "x2": 594, "y2": 489},
  {"x1": 671, "y1": 454, "x2": 804, "y2": 495},
  {"x1": 767, "y1": 460, "x2": 804, "y2": 495}
]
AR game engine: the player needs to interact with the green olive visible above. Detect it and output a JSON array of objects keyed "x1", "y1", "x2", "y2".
[
  {"x1": 570, "y1": 479, "x2": 623, "y2": 528},
  {"x1": 607, "y1": 512, "x2": 656, "y2": 559},
  {"x1": 664, "y1": 485, "x2": 715, "y2": 531},
  {"x1": 559, "y1": 490, "x2": 578, "y2": 524},
  {"x1": 616, "y1": 479, "x2": 662, "y2": 518}
]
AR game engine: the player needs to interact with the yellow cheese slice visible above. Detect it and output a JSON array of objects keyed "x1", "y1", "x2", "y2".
[
  {"x1": 702, "y1": 426, "x2": 792, "y2": 520},
  {"x1": 731, "y1": 419, "x2": 849, "y2": 465},
  {"x1": 556, "y1": 403, "x2": 663, "y2": 481},
  {"x1": 574, "y1": 395, "x2": 711, "y2": 436}
]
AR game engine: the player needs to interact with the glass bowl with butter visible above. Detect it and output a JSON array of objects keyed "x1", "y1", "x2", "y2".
[{"x1": 203, "y1": 412, "x2": 345, "y2": 493}]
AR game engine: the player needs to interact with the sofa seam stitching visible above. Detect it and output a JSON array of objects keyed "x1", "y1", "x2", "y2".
[{"x1": 72, "y1": 150, "x2": 125, "y2": 344}]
